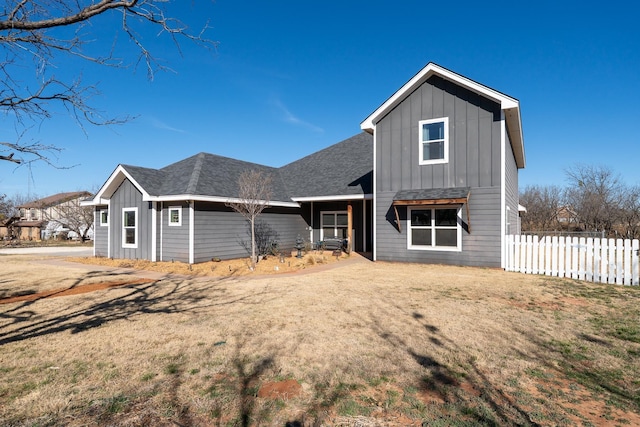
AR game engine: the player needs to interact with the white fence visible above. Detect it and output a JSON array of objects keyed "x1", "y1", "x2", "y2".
[{"x1": 506, "y1": 235, "x2": 640, "y2": 285}]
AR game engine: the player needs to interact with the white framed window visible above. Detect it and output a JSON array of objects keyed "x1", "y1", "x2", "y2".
[
  {"x1": 122, "y1": 207, "x2": 138, "y2": 248},
  {"x1": 321, "y1": 211, "x2": 348, "y2": 239},
  {"x1": 99, "y1": 209, "x2": 109, "y2": 227},
  {"x1": 419, "y1": 117, "x2": 449, "y2": 165},
  {"x1": 168, "y1": 206, "x2": 182, "y2": 226},
  {"x1": 407, "y1": 206, "x2": 461, "y2": 251}
]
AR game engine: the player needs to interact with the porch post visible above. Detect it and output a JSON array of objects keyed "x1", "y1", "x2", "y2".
[{"x1": 347, "y1": 203, "x2": 353, "y2": 252}]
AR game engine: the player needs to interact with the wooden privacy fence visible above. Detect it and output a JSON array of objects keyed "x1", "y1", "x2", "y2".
[{"x1": 506, "y1": 235, "x2": 640, "y2": 285}]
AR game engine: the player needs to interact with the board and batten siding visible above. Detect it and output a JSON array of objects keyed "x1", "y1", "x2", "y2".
[
  {"x1": 374, "y1": 75, "x2": 506, "y2": 267},
  {"x1": 376, "y1": 75, "x2": 503, "y2": 193},
  {"x1": 159, "y1": 202, "x2": 190, "y2": 263},
  {"x1": 109, "y1": 179, "x2": 152, "y2": 260},
  {"x1": 94, "y1": 206, "x2": 108, "y2": 257},
  {"x1": 192, "y1": 203, "x2": 307, "y2": 263},
  {"x1": 376, "y1": 187, "x2": 502, "y2": 267}
]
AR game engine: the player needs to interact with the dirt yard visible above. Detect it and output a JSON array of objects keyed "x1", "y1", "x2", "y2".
[{"x1": 1, "y1": 253, "x2": 639, "y2": 426}]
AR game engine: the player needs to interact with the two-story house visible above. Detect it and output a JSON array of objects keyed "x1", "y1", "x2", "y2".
[
  {"x1": 84, "y1": 63, "x2": 524, "y2": 268},
  {"x1": 15, "y1": 191, "x2": 92, "y2": 240}
]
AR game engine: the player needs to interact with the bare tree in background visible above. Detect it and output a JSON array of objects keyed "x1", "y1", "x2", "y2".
[
  {"x1": 618, "y1": 184, "x2": 640, "y2": 239},
  {"x1": 42, "y1": 200, "x2": 95, "y2": 241},
  {"x1": 1, "y1": 0, "x2": 215, "y2": 165},
  {"x1": 564, "y1": 164, "x2": 623, "y2": 235},
  {"x1": 226, "y1": 170, "x2": 273, "y2": 269},
  {"x1": 519, "y1": 184, "x2": 564, "y2": 232}
]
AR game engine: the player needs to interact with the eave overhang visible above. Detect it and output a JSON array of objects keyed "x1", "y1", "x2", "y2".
[
  {"x1": 80, "y1": 165, "x2": 300, "y2": 208},
  {"x1": 291, "y1": 194, "x2": 373, "y2": 203}
]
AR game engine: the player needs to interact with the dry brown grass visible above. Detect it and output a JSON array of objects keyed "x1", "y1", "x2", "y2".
[{"x1": 1, "y1": 253, "x2": 640, "y2": 426}]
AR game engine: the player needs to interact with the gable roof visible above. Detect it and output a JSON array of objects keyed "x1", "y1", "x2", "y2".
[
  {"x1": 280, "y1": 132, "x2": 373, "y2": 200},
  {"x1": 90, "y1": 133, "x2": 373, "y2": 206},
  {"x1": 360, "y1": 62, "x2": 525, "y2": 169},
  {"x1": 18, "y1": 191, "x2": 92, "y2": 209}
]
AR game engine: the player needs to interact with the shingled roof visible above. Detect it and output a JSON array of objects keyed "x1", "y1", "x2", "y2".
[
  {"x1": 19, "y1": 191, "x2": 92, "y2": 209},
  {"x1": 123, "y1": 153, "x2": 291, "y2": 201},
  {"x1": 96, "y1": 133, "x2": 373, "y2": 205},
  {"x1": 280, "y1": 132, "x2": 373, "y2": 199}
]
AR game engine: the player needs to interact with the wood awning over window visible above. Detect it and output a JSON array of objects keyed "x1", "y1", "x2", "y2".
[{"x1": 391, "y1": 187, "x2": 471, "y2": 232}]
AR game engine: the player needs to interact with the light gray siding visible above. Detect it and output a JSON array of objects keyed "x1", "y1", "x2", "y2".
[
  {"x1": 94, "y1": 206, "x2": 108, "y2": 257},
  {"x1": 376, "y1": 187, "x2": 502, "y2": 267},
  {"x1": 158, "y1": 202, "x2": 190, "y2": 262},
  {"x1": 109, "y1": 180, "x2": 152, "y2": 260},
  {"x1": 192, "y1": 203, "x2": 308, "y2": 263}
]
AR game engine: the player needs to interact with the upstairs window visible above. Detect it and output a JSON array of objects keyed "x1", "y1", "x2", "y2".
[
  {"x1": 168, "y1": 206, "x2": 182, "y2": 226},
  {"x1": 122, "y1": 208, "x2": 137, "y2": 248},
  {"x1": 419, "y1": 117, "x2": 449, "y2": 165}
]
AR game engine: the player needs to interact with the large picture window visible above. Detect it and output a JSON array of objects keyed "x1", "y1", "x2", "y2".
[
  {"x1": 419, "y1": 117, "x2": 449, "y2": 165},
  {"x1": 122, "y1": 207, "x2": 138, "y2": 248},
  {"x1": 408, "y1": 206, "x2": 460, "y2": 251}
]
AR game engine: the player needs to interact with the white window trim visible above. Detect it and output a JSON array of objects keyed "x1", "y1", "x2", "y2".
[
  {"x1": 122, "y1": 207, "x2": 138, "y2": 249},
  {"x1": 99, "y1": 209, "x2": 109, "y2": 227},
  {"x1": 407, "y1": 206, "x2": 462, "y2": 252},
  {"x1": 168, "y1": 206, "x2": 182, "y2": 227},
  {"x1": 320, "y1": 210, "x2": 348, "y2": 240},
  {"x1": 418, "y1": 117, "x2": 449, "y2": 165}
]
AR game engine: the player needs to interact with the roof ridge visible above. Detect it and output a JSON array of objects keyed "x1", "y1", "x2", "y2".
[{"x1": 186, "y1": 153, "x2": 205, "y2": 194}]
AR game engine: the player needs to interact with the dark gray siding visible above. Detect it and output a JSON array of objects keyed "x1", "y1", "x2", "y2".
[
  {"x1": 192, "y1": 203, "x2": 308, "y2": 263},
  {"x1": 159, "y1": 202, "x2": 190, "y2": 262},
  {"x1": 375, "y1": 75, "x2": 505, "y2": 267},
  {"x1": 376, "y1": 75, "x2": 502, "y2": 192},
  {"x1": 110, "y1": 180, "x2": 152, "y2": 260},
  {"x1": 94, "y1": 206, "x2": 108, "y2": 257},
  {"x1": 504, "y1": 132, "x2": 520, "y2": 235},
  {"x1": 376, "y1": 187, "x2": 501, "y2": 267}
]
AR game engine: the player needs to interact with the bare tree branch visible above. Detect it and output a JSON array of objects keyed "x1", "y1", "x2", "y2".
[{"x1": 0, "y1": 1, "x2": 216, "y2": 165}]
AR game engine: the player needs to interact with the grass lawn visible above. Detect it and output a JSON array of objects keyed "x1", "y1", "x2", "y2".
[{"x1": 1, "y1": 254, "x2": 639, "y2": 426}]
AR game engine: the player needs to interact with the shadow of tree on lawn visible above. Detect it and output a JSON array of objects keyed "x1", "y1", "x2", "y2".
[{"x1": 0, "y1": 270, "x2": 278, "y2": 347}]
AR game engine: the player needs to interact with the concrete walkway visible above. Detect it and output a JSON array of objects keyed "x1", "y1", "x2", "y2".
[{"x1": 0, "y1": 246, "x2": 93, "y2": 257}]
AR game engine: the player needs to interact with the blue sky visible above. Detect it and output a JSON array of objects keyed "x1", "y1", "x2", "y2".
[{"x1": 2, "y1": 0, "x2": 639, "y2": 198}]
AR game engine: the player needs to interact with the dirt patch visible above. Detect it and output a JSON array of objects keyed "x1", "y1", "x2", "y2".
[
  {"x1": 0, "y1": 278, "x2": 156, "y2": 304},
  {"x1": 257, "y1": 379, "x2": 302, "y2": 399}
]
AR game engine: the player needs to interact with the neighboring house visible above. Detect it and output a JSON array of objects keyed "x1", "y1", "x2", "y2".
[
  {"x1": 556, "y1": 206, "x2": 579, "y2": 225},
  {"x1": 85, "y1": 62, "x2": 525, "y2": 268},
  {"x1": 16, "y1": 191, "x2": 93, "y2": 240}
]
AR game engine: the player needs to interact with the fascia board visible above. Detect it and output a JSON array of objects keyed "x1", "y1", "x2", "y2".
[
  {"x1": 83, "y1": 165, "x2": 152, "y2": 205},
  {"x1": 149, "y1": 194, "x2": 300, "y2": 208},
  {"x1": 361, "y1": 63, "x2": 520, "y2": 130},
  {"x1": 291, "y1": 194, "x2": 373, "y2": 202},
  {"x1": 504, "y1": 107, "x2": 526, "y2": 169}
]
